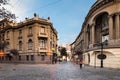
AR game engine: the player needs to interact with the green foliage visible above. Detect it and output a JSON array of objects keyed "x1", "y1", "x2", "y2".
[
  {"x1": 10, "y1": 49, "x2": 19, "y2": 56},
  {"x1": 60, "y1": 47, "x2": 67, "y2": 56}
]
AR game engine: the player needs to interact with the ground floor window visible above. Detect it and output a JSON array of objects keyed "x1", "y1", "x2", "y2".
[
  {"x1": 31, "y1": 55, "x2": 34, "y2": 61},
  {"x1": 19, "y1": 55, "x2": 21, "y2": 61},
  {"x1": 26, "y1": 55, "x2": 29, "y2": 61},
  {"x1": 1, "y1": 56, "x2": 4, "y2": 60},
  {"x1": 41, "y1": 55, "x2": 45, "y2": 61}
]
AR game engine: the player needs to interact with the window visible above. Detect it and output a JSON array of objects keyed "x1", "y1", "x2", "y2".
[
  {"x1": 2, "y1": 34, "x2": 4, "y2": 41},
  {"x1": 6, "y1": 42, "x2": 10, "y2": 49},
  {"x1": 101, "y1": 14, "x2": 109, "y2": 30},
  {"x1": 28, "y1": 27, "x2": 32, "y2": 34},
  {"x1": 19, "y1": 30, "x2": 22, "y2": 36},
  {"x1": 28, "y1": 39, "x2": 33, "y2": 50},
  {"x1": 26, "y1": 55, "x2": 29, "y2": 61},
  {"x1": 41, "y1": 55, "x2": 45, "y2": 61},
  {"x1": 2, "y1": 56, "x2": 4, "y2": 60},
  {"x1": 31, "y1": 55, "x2": 34, "y2": 61},
  {"x1": 40, "y1": 27, "x2": 45, "y2": 33},
  {"x1": 40, "y1": 40, "x2": 46, "y2": 49},
  {"x1": 6, "y1": 31, "x2": 9, "y2": 38},
  {"x1": 19, "y1": 55, "x2": 21, "y2": 61},
  {"x1": 19, "y1": 41, "x2": 22, "y2": 50},
  {"x1": 102, "y1": 34, "x2": 109, "y2": 42}
]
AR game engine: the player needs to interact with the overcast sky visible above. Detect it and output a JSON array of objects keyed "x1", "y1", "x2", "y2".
[{"x1": 6, "y1": 0, "x2": 96, "y2": 45}]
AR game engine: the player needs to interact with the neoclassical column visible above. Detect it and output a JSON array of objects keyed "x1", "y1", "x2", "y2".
[
  {"x1": 91, "y1": 22, "x2": 95, "y2": 44},
  {"x1": 115, "y1": 13, "x2": 120, "y2": 39},
  {"x1": 109, "y1": 15, "x2": 113, "y2": 40}
]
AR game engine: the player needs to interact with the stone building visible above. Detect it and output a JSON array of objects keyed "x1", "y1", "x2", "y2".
[
  {"x1": 0, "y1": 14, "x2": 58, "y2": 63},
  {"x1": 73, "y1": 0, "x2": 120, "y2": 68}
]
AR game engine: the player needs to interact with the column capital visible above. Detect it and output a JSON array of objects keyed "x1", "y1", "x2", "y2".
[
  {"x1": 91, "y1": 22, "x2": 95, "y2": 27},
  {"x1": 115, "y1": 13, "x2": 120, "y2": 16},
  {"x1": 109, "y1": 14, "x2": 114, "y2": 18},
  {"x1": 109, "y1": 12, "x2": 120, "y2": 17}
]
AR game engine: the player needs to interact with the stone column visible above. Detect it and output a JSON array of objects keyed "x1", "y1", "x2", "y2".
[
  {"x1": 91, "y1": 22, "x2": 95, "y2": 44},
  {"x1": 115, "y1": 14, "x2": 120, "y2": 39},
  {"x1": 109, "y1": 15, "x2": 113, "y2": 40}
]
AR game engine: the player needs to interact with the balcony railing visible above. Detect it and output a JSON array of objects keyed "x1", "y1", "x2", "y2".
[
  {"x1": 18, "y1": 36, "x2": 22, "y2": 39},
  {"x1": 37, "y1": 32, "x2": 48, "y2": 39},
  {"x1": 27, "y1": 34, "x2": 33, "y2": 37}
]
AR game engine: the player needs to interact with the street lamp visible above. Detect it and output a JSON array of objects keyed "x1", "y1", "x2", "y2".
[{"x1": 94, "y1": 40, "x2": 108, "y2": 68}]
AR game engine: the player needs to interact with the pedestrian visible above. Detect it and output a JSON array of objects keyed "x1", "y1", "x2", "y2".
[{"x1": 79, "y1": 59, "x2": 83, "y2": 69}]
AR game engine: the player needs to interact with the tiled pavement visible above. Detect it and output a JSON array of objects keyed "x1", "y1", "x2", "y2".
[{"x1": 0, "y1": 62, "x2": 120, "y2": 80}]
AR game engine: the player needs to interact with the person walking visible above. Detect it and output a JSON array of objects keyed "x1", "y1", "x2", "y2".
[{"x1": 79, "y1": 59, "x2": 83, "y2": 69}]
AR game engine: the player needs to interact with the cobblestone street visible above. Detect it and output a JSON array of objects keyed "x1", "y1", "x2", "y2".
[{"x1": 0, "y1": 62, "x2": 120, "y2": 80}]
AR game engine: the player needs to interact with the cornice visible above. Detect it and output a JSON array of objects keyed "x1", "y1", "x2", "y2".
[
  {"x1": 85, "y1": 0, "x2": 114, "y2": 24},
  {"x1": 16, "y1": 18, "x2": 51, "y2": 28},
  {"x1": 74, "y1": 0, "x2": 115, "y2": 43}
]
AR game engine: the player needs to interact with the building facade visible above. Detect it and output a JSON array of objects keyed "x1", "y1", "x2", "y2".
[
  {"x1": 73, "y1": 0, "x2": 120, "y2": 68},
  {"x1": 0, "y1": 14, "x2": 58, "y2": 63}
]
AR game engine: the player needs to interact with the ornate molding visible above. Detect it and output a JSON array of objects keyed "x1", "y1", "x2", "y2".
[{"x1": 85, "y1": 0, "x2": 114, "y2": 23}]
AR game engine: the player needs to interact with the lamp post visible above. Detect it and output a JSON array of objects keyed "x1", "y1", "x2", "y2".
[
  {"x1": 100, "y1": 43, "x2": 103, "y2": 68},
  {"x1": 94, "y1": 40, "x2": 107, "y2": 68}
]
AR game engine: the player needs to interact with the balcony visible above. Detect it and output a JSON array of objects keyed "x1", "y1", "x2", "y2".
[
  {"x1": 27, "y1": 34, "x2": 33, "y2": 37},
  {"x1": 18, "y1": 36, "x2": 22, "y2": 39},
  {"x1": 37, "y1": 32, "x2": 48, "y2": 39}
]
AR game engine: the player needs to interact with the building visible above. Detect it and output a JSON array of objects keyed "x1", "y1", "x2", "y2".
[
  {"x1": 0, "y1": 13, "x2": 58, "y2": 63},
  {"x1": 73, "y1": 0, "x2": 120, "y2": 68},
  {"x1": 65, "y1": 44, "x2": 72, "y2": 61}
]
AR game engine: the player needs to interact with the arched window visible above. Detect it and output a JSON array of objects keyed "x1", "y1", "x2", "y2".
[
  {"x1": 40, "y1": 39, "x2": 46, "y2": 49},
  {"x1": 28, "y1": 39, "x2": 33, "y2": 50},
  {"x1": 94, "y1": 12, "x2": 109, "y2": 43},
  {"x1": 19, "y1": 41, "x2": 22, "y2": 50}
]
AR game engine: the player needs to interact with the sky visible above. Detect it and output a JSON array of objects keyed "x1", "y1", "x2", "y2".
[{"x1": 6, "y1": 0, "x2": 96, "y2": 45}]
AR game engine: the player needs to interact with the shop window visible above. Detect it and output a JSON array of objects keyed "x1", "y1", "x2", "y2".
[
  {"x1": 26, "y1": 55, "x2": 29, "y2": 61},
  {"x1": 31, "y1": 55, "x2": 34, "y2": 61},
  {"x1": 41, "y1": 55, "x2": 45, "y2": 61},
  {"x1": 19, "y1": 55, "x2": 21, "y2": 61}
]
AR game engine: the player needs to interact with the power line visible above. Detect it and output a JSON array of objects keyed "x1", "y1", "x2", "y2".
[
  {"x1": 29, "y1": 0, "x2": 63, "y2": 13},
  {"x1": 13, "y1": 0, "x2": 23, "y2": 11},
  {"x1": 40, "y1": 0, "x2": 62, "y2": 9},
  {"x1": 9, "y1": 0, "x2": 23, "y2": 13}
]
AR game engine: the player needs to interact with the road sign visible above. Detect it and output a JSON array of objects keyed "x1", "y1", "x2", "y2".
[{"x1": 97, "y1": 54, "x2": 106, "y2": 60}]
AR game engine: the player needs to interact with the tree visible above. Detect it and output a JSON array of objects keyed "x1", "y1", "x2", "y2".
[
  {"x1": 10, "y1": 49, "x2": 19, "y2": 56},
  {"x1": 10, "y1": 49, "x2": 19, "y2": 60},
  {"x1": 60, "y1": 47, "x2": 67, "y2": 56},
  {"x1": 60, "y1": 47, "x2": 67, "y2": 61},
  {"x1": 0, "y1": 0, "x2": 16, "y2": 20}
]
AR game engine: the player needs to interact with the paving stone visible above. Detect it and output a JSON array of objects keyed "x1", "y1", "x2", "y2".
[{"x1": 0, "y1": 62, "x2": 119, "y2": 80}]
